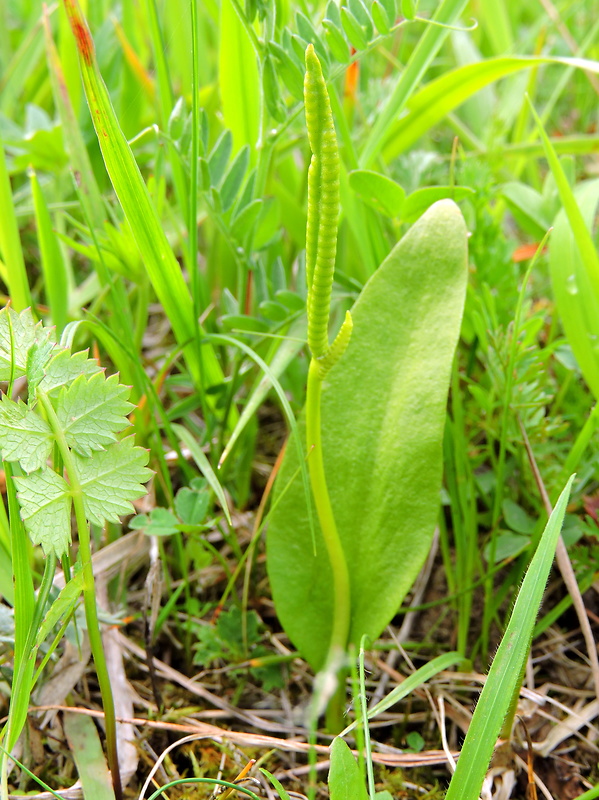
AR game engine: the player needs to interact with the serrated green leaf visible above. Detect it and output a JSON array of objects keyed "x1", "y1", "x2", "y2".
[
  {"x1": 0, "y1": 307, "x2": 49, "y2": 381},
  {"x1": 56, "y1": 372, "x2": 133, "y2": 457},
  {"x1": 75, "y1": 437, "x2": 151, "y2": 526},
  {"x1": 15, "y1": 468, "x2": 71, "y2": 558},
  {"x1": 26, "y1": 337, "x2": 57, "y2": 392},
  {"x1": 38, "y1": 348, "x2": 102, "y2": 395},
  {"x1": 0, "y1": 396, "x2": 53, "y2": 473}
]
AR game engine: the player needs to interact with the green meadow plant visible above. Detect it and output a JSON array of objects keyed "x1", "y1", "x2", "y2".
[
  {"x1": 266, "y1": 46, "x2": 468, "y2": 726},
  {"x1": 320, "y1": 477, "x2": 574, "y2": 800},
  {"x1": 0, "y1": 306, "x2": 151, "y2": 800}
]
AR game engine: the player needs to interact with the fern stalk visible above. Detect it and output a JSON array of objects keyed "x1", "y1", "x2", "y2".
[{"x1": 303, "y1": 45, "x2": 353, "y2": 729}]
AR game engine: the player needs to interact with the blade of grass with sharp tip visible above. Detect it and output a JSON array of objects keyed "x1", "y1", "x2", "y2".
[
  {"x1": 43, "y1": 8, "x2": 105, "y2": 229},
  {"x1": 219, "y1": 0, "x2": 260, "y2": 157},
  {"x1": 62, "y1": 0, "x2": 229, "y2": 412},
  {"x1": 529, "y1": 97, "x2": 599, "y2": 308},
  {"x1": 171, "y1": 423, "x2": 232, "y2": 527},
  {"x1": 30, "y1": 170, "x2": 69, "y2": 332},
  {"x1": 359, "y1": 0, "x2": 469, "y2": 168},
  {"x1": 381, "y1": 56, "x2": 599, "y2": 163},
  {"x1": 340, "y1": 650, "x2": 465, "y2": 736},
  {"x1": 63, "y1": 713, "x2": 116, "y2": 800},
  {"x1": 444, "y1": 475, "x2": 575, "y2": 800},
  {"x1": 0, "y1": 139, "x2": 31, "y2": 311}
]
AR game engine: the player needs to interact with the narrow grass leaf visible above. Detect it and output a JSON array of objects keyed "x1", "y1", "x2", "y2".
[
  {"x1": 43, "y1": 9, "x2": 105, "y2": 228},
  {"x1": 219, "y1": 0, "x2": 260, "y2": 155},
  {"x1": 219, "y1": 319, "x2": 306, "y2": 467},
  {"x1": 341, "y1": 651, "x2": 465, "y2": 735},
  {"x1": 548, "y1": 180, "x2": 599, "y2": 398},
  {"x1": 444, "y1": 476, "x2": 575, "y2": 800},
  {"x1": 172, "y1": 423, "x2": 232, "y2": 526},
  {"x1": 0, "y1": 138, "x2": 31, "y2": 310},
  {"x1": 29, "y1": 170, "x2": 69, "y2": 332},
  {"x1": 63, "y1": 713, "x2": 116, "y2": 800},
  {"x1": 382, "y1": 56, "x2": 599, "y2": 162},
  {"x1": 360, "y1": 0, "x2": 469, "y2": 167},
  {"x1": 62, "y1": 0, "x2": 226, "y2": 400}
]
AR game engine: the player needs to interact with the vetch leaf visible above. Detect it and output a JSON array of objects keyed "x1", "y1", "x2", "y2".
[
  {"x1": 220, "y1": 145, "x2": 250, "y2": 211},
  {"x1": 267, "y1": 201, "x2": 468, "y2": 670},
  {"x1": 175, "y1": 485, "x2": 210, "y2": 526},
  {"x1": 349, "y1": 169, "x2": 405, "y2": 217},
  {"x1": 75, "y1": 437, "x2": 152, "y2": 526},
  {"x1": 323, "y1": 20, "x2": 351, "y2": 65},
  {"x1": 401, "y1": 185, "x2": 475, "y2": 223},
  {"x1": 208, "y1": 129, "x2": 233, "y2": 187},
  {"x1": 0, "y1": 396, "x2": 53, "y2": 473},
  {"x1": 15, "y1": 468, "x2": 71, "y2": 558},
  {"x1": 57, "y1": 372, "x2": 134, "y2": 456},
  {"x1": 130, "y1": 507, "x2": 180, "y2": 537},
  {"x1": 340, "y1": 6, "x2": 368, "y2": 50}
]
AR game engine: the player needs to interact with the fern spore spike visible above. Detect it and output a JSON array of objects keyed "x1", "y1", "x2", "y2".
[{"x1": 303, "y1": 45, "x2": 353, "y2": 729}]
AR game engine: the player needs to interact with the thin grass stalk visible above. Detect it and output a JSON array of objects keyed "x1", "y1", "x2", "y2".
[
  {"x1": 0, "y1": 138, "x2": 31, "y2": 311},
  {"x1": 143, "y1": 0, "x2": 189, "y2": 232}
]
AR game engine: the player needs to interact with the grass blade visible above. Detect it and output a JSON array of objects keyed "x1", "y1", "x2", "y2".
[
  {"x1": 382, "y1": 56, "x2": 599, "y2": 162},
  {"x1": 359, "y1": 0, "x2": 469, "y2": 167},
  {"x1": 171, "y1": 423, "x2": 233, "y2": 527},
  {"x1": 444, "y1": 475, "x2": 575, "y2": 800},
  {"x1": 30, "y1": 170, "x2": 69, "y2": 332},
  {"x1": 61, "y1": 0, "x2": 227, "y2": 406},
  {"x1": 63, "y1": 713, "x2": 116, "y2": 800},
  {"x1": 219, "y1": 0, "x2": 260, "y2": 156},
  {"x1": 0, "y1": 139, "x2": 31, "y2": 311}
]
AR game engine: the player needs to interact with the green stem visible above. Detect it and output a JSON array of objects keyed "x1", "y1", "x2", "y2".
[
  {"x1": 305, "y1": 359, "x2": 351, "y2": 673},
  {"x1": 37, "y1": 393, "x2": 122, "y2": 800}
]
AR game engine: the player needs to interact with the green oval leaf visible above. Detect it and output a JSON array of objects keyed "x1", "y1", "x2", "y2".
[
  {"x1": 266, "y1": 200, "x2": 468, "y2": 669},
  {"x1": 348, "y1": 169, "x2": 405, "y2": 217}
]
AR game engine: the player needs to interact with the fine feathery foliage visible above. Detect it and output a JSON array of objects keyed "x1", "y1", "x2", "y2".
[{"x1": 0, "y1": 306, "x2": 151, "y2": 558}]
